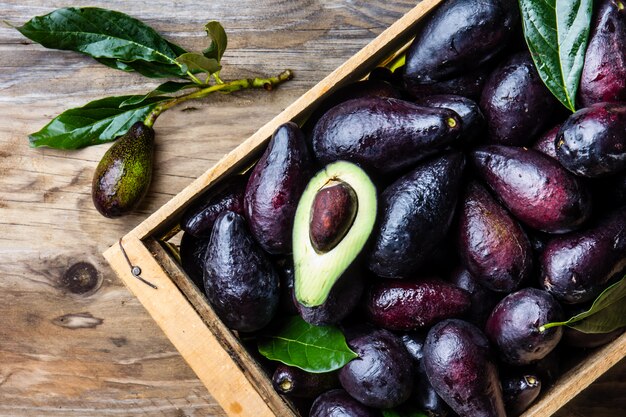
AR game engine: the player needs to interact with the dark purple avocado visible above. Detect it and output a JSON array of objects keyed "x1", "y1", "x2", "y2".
[
  {"x1": 310, "y1": 389, "x2": 379, "y2": 417},
  {"x1": 271, "y1": 364, "x2": 338, "y2": 399},
  {"x1": 471, "y1": 145, "x2": 591, "y2": 234},
  {"x1": 203, "y1": 211, "x2": 279, "y2": 332},
  {"x1": 424, "y1": 319, "x2": 506, "y2": 417},
  {"x1": 312, "y1": 97, "x2": 462, "y2": 176},
  {"x1": 244, "y1": 122, "x2": 312, "y2": 254},
  {"x1": 368, "y1": 153, "x2": 465, "y2": 278}
]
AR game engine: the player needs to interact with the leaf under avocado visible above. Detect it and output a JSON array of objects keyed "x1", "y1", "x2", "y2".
[
  {"x1": 519, "y1": 0, "x2": 593, "y2": 112},
  {"x1": 541, "y1": 275, "x2": 626, "y2": 334},
  {"x1": 203, "y1": 21, "x2": 228, "y2": 62},
  {"x1": 17, "y1": 7, "x2": 188, "y2": 77},
  {"x1": 29, "y1": 96, "x2": 167, "y2": 149},
  {"x1": 257, "y1": 316, "x2": 357, "y2": 373},
  {"x1": 120, "y1": 81, "x2": 197, "y2": 107}
]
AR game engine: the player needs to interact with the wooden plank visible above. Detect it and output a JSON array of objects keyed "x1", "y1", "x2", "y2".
[
  {"x1": 103, "y1": 236, "x2": 288, "y2": 417},
  {"x1": 127, "y1": 0, "x2": 446, "y2": 241}
]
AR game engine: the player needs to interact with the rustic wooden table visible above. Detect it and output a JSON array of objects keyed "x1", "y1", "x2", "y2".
[{"x1": 0, "y1": 1, "x2": 623, "y2": 416}]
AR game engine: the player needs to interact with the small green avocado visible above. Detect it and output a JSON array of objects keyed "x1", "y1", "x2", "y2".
[
  {"x1": 293, "y1": 161, "x2": 376, "y2": 307},
  {"x1": 92, "y1": 122, "x2": 154, "y2": 218}
]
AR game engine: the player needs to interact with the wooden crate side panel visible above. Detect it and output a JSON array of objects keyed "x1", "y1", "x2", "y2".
[
  {"x1": 102, "y1": 237, "x2": 291, "y2": 417},
  {"x1": 522, "y1": 332, "x2": 626, "y2": 417},
  {"x1": 143, "y1": 238, "x2": 299, "y2": 417},
  {"x1": 128, "y1": 0, "x2": 446, "y2": 241}
]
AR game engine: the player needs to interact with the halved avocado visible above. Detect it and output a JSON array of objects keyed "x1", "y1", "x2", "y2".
[{"x1": 293, "y1": 161, "x2": 376, "y2": 307}]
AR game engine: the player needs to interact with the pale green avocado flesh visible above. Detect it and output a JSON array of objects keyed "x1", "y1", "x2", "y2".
[{"x1": 293, "y1": 161, "x2": 377, "y2": 307}]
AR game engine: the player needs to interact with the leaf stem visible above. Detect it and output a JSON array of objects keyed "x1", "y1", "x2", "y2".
[
  {"x1": 144, "y1": 69, "x2": 293, "y2": 127},
  {"x1": 186, "y1": 71, "x2": 204, "y2": 85}
]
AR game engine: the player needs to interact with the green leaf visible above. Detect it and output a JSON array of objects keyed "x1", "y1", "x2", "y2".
[
  {"x1": 176, "y1": 53, "x2": 221, "y2": 75},
  {"x1": 257, "y1": 316, "x2": 358, "y2": 373},
  {"x1": 120, "y1": 81, "x2": 196, "y2": 107},
  {"x1": 29, "y1": 96, "x2": 166, "y2": 149},
  {"x1": 519, "y1": 0, "x2": 593, "y2": 112},
  {"x1": 17, "y1": 7, "x2": 188, "y2": 77},
  {"x1": 541, "y1": 275, "x2": 626, "y2": 334},
  {"x1": 203, "y1": 21, "x2": 227, "y2": 62}
]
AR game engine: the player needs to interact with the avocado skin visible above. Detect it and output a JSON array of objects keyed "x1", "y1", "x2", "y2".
[
  {"x1": 339, "y1": 328, "x2": 415, "y2": 408},
  {"x1": 366, "y1": 278, "x2": 471, "y2": 331},
  {"x1": 271, "y1": 364, "x2": 339, "y2": 399},
  {"x1": 485, "y1": 288, "x2": 563, "y2": 366},
  {"x1": 203, "y1": 211, "x2": 279, "y2": 332},
  {"x1": 312, "y1": 97, "x2": 462, "y2": 176},
  {"x1": 579, "y1": 0, "x2": 626, "y2": 107},
  {"x1": 480, "y1": 53, "x2": 559, "y2": 146},
  {"x1": 424, "y1": 319, "x2": 506, "y2": 417},
  {"x1": 556, "y1": 103, "x2": 626, "y2": 177},
  {"x1": 540, "y1": 207, "x2": 626, "y2": 304},
  {"x1": 295, "y1": 266, "x2": 364, "y2": 326},
  {"x1": 368, "y1": 153, "x2": 465, "y2": 279},
  {"x1": 310, "y1": 389, "x2": 378, "y2": 417},
  {"x1": 181, "y1": 175, "x2": 246, "y2": 238},
  {"x1": 92, "y1": 121, "x2": 154, "y2": 218},
  {"x1": 449, "y1": 267, "x2": 503, "y2": 327},
  {"x1": 501, "y1": 373, "x2": 542, "y2": 417},
  {"x1": 532, "y1": 124, "x2": 561, "y2": 160},
  {"x1": 471, "y1": 145, "x2": 591, "y2": 234},
  {"x1": 414, "y1": 94, "x2": 486, "y2": 145},
  {"x1": 179, "y1": 232, "x2": 210, "y2": 289},
  {"x1": 403, "y1": 64, "x2": 491, "y2": 101},
  {"x1": 458, "y1": 181, "x2": 533, "y2": 293},
  {"x1": 404, "y1": 0, "x2": 518, "y2": 84},
  {"x1": 244, "y1": 122, "x2": 312, "y2": 255}
]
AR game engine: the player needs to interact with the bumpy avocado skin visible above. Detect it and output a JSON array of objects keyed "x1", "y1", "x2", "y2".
[
  {"x1": 480, "y1": 52, "x2": 559, "y2": 146},
  {"x1": 579, "y1": 0, "x2": 626, "y2": 107},
  {"x1": 556, "y1": 103, "x2": 626, "y2": 177},
  {"x1": 244, "y1": 122, "x2": 312, "y2": 255},
  {"x1": 404, "y1": 0, "x2": 519, "y2": 83},
  {"x1": 471, "y1": 145, "x2": 591, "y2": 233},
  {"x1": 458, "y1": 181, "x2": 533, "y2": 293},
  {"x1": 203, "y1": 211, "x2": 279, "y2": 332},
  {"x1": 540, "y1": 207, "x2": 626, "y2": 304},
  {"x1": 179, "y1": 232, "x2": 210, "y2": 289},
  {"x1": 312, "y1": 97, "x2": 462, "y2": 176},
  {"x1": 368, "y1": 153, "x2": 465, "y2": 278},
  {"x1": 424, "y1": 319, "x2": 506, "y2": 417},
  {"x1": 92, "y1": 122, "x2": 154, "y2": 217},
  {"x1": 310, "y1": 389, "x2": 379, "y2": 417}
]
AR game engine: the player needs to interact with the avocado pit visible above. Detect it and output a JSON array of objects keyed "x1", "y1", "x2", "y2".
[{"x1": 309, "y1": 180, "x2": 358, "y2": 253}]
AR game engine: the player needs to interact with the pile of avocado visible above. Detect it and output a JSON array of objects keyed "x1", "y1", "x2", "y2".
[{"x1": 179, "y1": 0, "x2": 626, "y2": 416}]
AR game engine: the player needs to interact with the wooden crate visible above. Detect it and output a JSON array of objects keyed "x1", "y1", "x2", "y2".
[{"x1": 103, "y1": 0, "x2": 626, "y2": 416}]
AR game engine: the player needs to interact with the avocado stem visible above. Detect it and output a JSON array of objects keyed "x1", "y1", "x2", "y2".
[{"x1": 144, "y1": 69, "x2": 294, "y2": 127}]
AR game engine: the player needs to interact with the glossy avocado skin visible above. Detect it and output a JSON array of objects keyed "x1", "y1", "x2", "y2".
[
  {"x1": 532, "y1": 124, "x2": 561, "y2": 160},
  {"x1": 502, "y1": 374, "x2": 542, "y2": 417},
  {"x1": 471, "y1": 145, "x2": 592, "y2": 233},
  {"x1": 556, "y1": 103, "x2": 626, "y2": 177},
  {"x1": 339, "y1": 329, "x2": 414, "y2": 409},
  {"x1": 424, "y1": 319, "x2": 506, "y2": 417},
  {"x1": 485, "y1": 288, "x2": 563, "y2": 366},
  {"x1": 312, "y1": 97, "x2": 462, "y2": 176},
  {"x1": 404, "y1": 0, "x2": 518, "y2": 83},
  {"x1": 414, "y1": 94, "x2": 486, "y2": 144},
  {"x1": 203, "y1": 211, "x2": 279, "y2": 332},
  {"x1": 366, "y1": 279, "x2": 471, "y2": 331},
  {"x1": 179, "y1": 232, "x2": 210, "y2": 289},
  {"x1": 181, "y1": 175, "x2": 246, "y2": 238},
  {"x1": 480, "y1": 53, "x2": 559, "y2": 146},
  {"x1": 579, "y1": 0, "x2": 626, "y2": 107},
  {"x1": 244, "y1": 122, "x2": 312, "y2": 254},
  {"x1": 310, "y1": 389, "x2": 379, "y2": 417},
  {"x1": 449, "y1": 267, "x2": 503, "y2": 327},
  {"x1": 271, "y1": 364, "x2": 339, "y2": 399},
  {"x1": 458, "y1": 181, "x2": 533, "y2": 292},
  {"x1": 92, "y1": 121, "x2": 154, "y2": 218},
  {"x1": 368, "y1": 153, "x2": 465, "y2": 278},
  {"x1": 403, "y1": 65, "x2": 491, "y2": 101},
  {"x1": 540, "y1": 207, "x2": 626, "y2": 304}
]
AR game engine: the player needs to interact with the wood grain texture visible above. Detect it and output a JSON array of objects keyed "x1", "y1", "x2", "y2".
[{"x1": 0, "y1": 0, "x2": 623, "y2": 416}]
